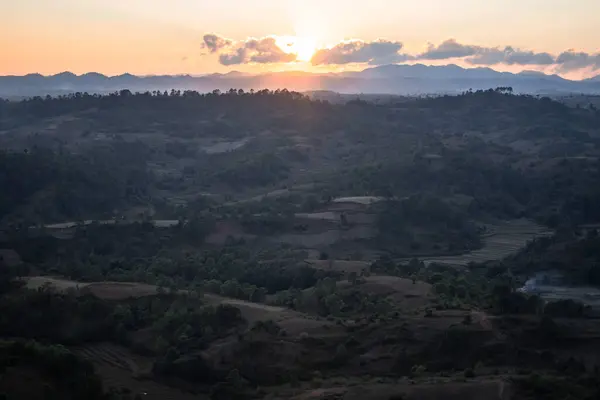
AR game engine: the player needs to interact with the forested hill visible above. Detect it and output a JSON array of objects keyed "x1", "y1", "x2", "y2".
[
  {"x1": 3, "y1": 88, "x2": 600, "y2": 400},
  {"x1": 1, "y1": 88, "x2": 599, "y2": 228}
]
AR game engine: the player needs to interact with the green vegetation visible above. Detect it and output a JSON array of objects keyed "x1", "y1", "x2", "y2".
[
  {"x1": 0, "y1": 340, "x2": 112, "y2": 399},
  {"x1": 2, "y1": 89, "x2": 600, "y2": 398}
]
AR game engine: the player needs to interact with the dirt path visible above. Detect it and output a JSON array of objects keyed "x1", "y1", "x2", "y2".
[{"x1": 204, "y1": 293, "x2": 286, "y2": 312}]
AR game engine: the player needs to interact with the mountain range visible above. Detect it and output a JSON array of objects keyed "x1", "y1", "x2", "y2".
[{"x1": 1, "y1": 64, "x2": 600, "y2": 98}]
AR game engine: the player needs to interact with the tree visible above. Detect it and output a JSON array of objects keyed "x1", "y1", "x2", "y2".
[
  {"x1": 226, "y1": 368, "x2": 242, "y2": 387},
  {"x1": 348, "y1": 271, "x2": 358, "y2": 285},
  {"x1": 340, "y1": 213, "x2": 349, "y2": 227},
  {"x1": 334, "y1": 343, "x2": 348, "y2": 365}
]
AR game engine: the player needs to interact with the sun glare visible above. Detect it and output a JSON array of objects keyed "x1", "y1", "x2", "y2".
[
  {"x1": 292, "y1": 36, "x2": 317, "y2": 62},
  {"x1": 277, "y1": 36, "x2": 317, "y2": 62}
]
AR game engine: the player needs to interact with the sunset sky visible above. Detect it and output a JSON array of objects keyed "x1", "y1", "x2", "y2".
[{"x1": 1, "y1": 0, "x2": 599, "y2": 79}]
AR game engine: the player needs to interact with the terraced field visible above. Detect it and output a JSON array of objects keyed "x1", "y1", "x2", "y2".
[
  {"x1": 73, "y1": 343, "x2": 202, "y2": 400},
  {"x1": 75, "y1": 343, "x2": 144, "y2": 375},
  {"x1": 421, "y1": 219, "x2": 552, "y2": 267}
]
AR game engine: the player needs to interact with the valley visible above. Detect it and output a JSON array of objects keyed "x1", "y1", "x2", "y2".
[{"x1": 2, "y1": 89, "x2": 600, "y2": 399}]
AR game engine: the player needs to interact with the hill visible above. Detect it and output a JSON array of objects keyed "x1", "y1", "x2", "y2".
[
  {"x1": 2, "y1": 89, "x2": 600, "y2": 399},
  {"x1": 2, "y1": 64, "x2": 600, "y2": 97}
]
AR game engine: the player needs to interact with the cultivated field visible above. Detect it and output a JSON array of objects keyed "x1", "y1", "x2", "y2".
[
  {"x1": 74, "y1": 343, "x2": 202, "y2": 400},
  {"x1": 274, "y1": 225, "x2": 377, "y2": 247},
  {"x1": 421, "y1": 219, "x2": 552, "y2": 267}
]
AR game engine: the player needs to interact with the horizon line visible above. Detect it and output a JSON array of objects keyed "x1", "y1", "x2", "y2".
[{"x1": 1, "y1": 63, "x2": 595, "y2": 82}]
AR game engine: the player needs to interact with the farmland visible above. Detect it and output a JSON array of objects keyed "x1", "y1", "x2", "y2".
[
  {"x1": 420, "y1": 219, "x2": 553, "y2": 267},
  {"x1": 2, "y1": 90, "x2": 600, "y2": 399}
]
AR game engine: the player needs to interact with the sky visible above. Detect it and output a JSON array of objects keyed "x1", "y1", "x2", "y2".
[{"x1": 1, "y1": 0, "x2": 599, "y2": 79}]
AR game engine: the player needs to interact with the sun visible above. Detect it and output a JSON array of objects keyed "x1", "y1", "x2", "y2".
[
  {"x1": 291, "y1": 36, "x2": 317, "y2": 62},
  {"x1": 277, "y1": 36, "x2": 317, "y2": 62}
]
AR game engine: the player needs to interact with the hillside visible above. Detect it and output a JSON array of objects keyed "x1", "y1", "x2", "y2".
[{"x1": 2, "y1": 90, "x2": 600, "y2": 399}]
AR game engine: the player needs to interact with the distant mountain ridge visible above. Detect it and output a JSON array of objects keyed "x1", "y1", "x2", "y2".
[
  {"x1": 1, "y1": 64, "x2": 599, "y2": 97},
  {"x1": 585, "y1": 74, "x2": 600, "y2": 83}
]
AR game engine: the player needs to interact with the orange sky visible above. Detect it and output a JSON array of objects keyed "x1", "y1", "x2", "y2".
[{"x1": 1, "y1": 0, "x2": 599, "y2": 79}]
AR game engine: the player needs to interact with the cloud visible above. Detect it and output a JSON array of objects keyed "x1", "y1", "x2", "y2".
[
  {"x1": 418, "y1": 39, "x2": 479, "y2": 60},
  {"x1": 219, "y1": 48, "x2": 247, "y2": 66},
  {"x1": 555, "y1": 50, "x2": 600, "y2": 72},
  {"x1": 244, "y1": 37, "x2": 297, "y2": 63},
  {"x1": 467, "y1": 47, "x2": 555, "y2": 66},
  {"x1": 202, "y1": 33, "x2": 600, "y2": 72},
  {"x1": 417, "y1": 40, "x2": 555, "y2": 66},
  {"x1": 204, "y1": 35, "x2": 296, "y2": 65},
  {"x1": 311, "y1": 40, "x2": 410, "y2": 66},
  {"x1": 203, "y1": 34, "x2": 232, "y2": 53}
]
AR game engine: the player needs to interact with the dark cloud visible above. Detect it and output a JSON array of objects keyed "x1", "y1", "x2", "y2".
[
  {"x1": 205, "y1": 35, "x2": 295, "y2": 65},
  {"x1": 418, "y1": 39, "x2": 478, "y2": 60},
  {"x1": 311, "y1": 40, "x2": 408, "y2": 65},
  {"x1": 555, "y1": 50, "x2": 600, "y2": 72},
  {"x1": 467, "y1": 46, "x2": 555, "y2": 66},
  {"x1": 203, "y1": 34, "x2": 232, "y2": 53}
]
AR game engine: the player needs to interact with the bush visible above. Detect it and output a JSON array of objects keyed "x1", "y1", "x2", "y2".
[
  {"x1": 464, "y1": 367, "x2": 475, "y2": 378},
  {"x1": 410, "y1": 364, "x2": 426, "y2": 377}
]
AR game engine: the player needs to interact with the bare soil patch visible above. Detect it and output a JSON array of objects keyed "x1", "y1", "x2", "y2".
[
  {"x1": 85, "y1": 282, "x2": 159, "y2": 300},
  {"x1": 274, "y1": 226, "x2": 376, "y2": 247},
  {"x1": 332, "y1": 196, "x2": 384, "y2": 205},
  {"x1": 339, "y1": 276, "x2": 433, "y2": 311},
  {"x1": 306, "y1": 259, "x2": 371, "y2": 273},
  {"x1": 206, "y1": 221, "x2": 256, "y2": 245}
]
